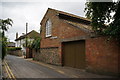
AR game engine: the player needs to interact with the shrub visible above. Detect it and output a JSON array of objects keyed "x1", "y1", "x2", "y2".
[
  {"x1": 32, "y1": 37, "x2": 41, "y2": 52},
  {"x1": 7, "y1": 47, "x2": 22, "y2": 51}
]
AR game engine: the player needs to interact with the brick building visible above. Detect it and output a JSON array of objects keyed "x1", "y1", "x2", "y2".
[{"x1": 34, "y1": 8, "x2": 119, "y2": 76}]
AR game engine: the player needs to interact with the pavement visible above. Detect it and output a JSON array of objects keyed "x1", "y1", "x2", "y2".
[{"x1": 4, "y1": 55, "x2": 116, "y2": 79}]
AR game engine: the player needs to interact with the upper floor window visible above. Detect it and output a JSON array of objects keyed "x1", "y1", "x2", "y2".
[{"x1": 46, "y1": 19, "x2": 52, "y2": 37}]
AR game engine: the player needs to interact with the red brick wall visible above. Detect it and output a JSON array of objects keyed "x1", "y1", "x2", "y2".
[
  {"x1": 40, "y1": 9, "x2": 60, "y2": 48},
  {"x1": 40, "y1": 9, "x2": 89, "y2": 65},
  {"x1": 86, "y1": 37, "x2": 120, "y2": 75},
  {"x1": 59, "y1": 21, "x2": 87, "y2": 39},
  {"x1": 58, "y1": 20, "x2": 88, "y2": 64},
  {"x1": 39, "y1": 9, "x2": 120, "y2": 76},
  {"x1": 40, "y1": 9, "x2": 88, "y2": 48}
]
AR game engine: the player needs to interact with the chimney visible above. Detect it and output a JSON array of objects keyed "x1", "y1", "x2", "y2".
[{"x1": 16, "y1": 32, "x2": 18, "y2": 39}]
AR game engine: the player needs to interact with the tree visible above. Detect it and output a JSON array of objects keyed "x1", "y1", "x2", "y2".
[
  {"x1": 0, "y1": 18, "x2": 13, "y2": 60},
  {"x1": 1, "y1": 36, "x2": 7, "y2": 60},
  {"x1": 22, "y1": 37, "x2": 41, "y2": 53},
  {"x1": 85, "y1": 1, "x2": 120, "y2": 41},
  {"x1": 104, "y1": 2, "x2": 120, "y2": 41},
  {"x1": 32, "y1": 37, "x2": 41, "y2": 52},
  {"x1": 0, "y1": 18, "x2": 13, "y2": 36}
]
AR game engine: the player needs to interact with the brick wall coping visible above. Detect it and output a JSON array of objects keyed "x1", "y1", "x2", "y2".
[
  {"x1": 60, "y1": 35, "x2": 90, "y2": 42},
  {"x1": 60, "y1": 34, "x2": 105, "y2": 42}
]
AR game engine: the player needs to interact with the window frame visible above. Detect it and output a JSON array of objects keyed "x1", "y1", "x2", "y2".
[{"x1": 45, "y1": 19, "x2": 52, "y2": 37}]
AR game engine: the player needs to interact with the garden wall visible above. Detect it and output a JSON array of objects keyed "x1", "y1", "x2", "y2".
[
  {"x1": 7, "y1": 50, "x2": 22, "y2": 56},
  {"x1": 86, "y1": 37, "x2": 120, "y2": 76},
  {"x1": 33, "y1": 47, "x2": 61, "y2": 65}
]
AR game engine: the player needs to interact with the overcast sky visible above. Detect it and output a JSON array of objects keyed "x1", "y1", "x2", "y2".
[{"x1": 0, "y1": 0, "x2": 87, "y2": 42}]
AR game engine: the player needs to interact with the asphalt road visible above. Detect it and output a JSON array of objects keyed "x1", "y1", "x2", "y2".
[
  {"x1": 6, "y1": 55, "x2": 70, "y2": 78},
  {"x1": 6, "y1": 55, "x2": 115, "y2": 79}
]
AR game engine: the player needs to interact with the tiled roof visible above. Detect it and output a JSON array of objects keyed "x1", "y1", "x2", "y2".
[
  {"x1": 64, "y1": 20, "x2": 93, "y2": 32},
  {"x1": 41, "y1": 8, "x2": 92, "y2": 32},
  {"x1": 48, "y1": 8, "x2": 92, "y2": 32},
  {"x1": 15, "y1": 30, "x2": 40, "y2": 41},
  {"x1": 41, "y1": 8, "x2": 91, "y2": 25},
  {"x1": 49, "y1": 8, "x2": 91, "y2": 22},
  {"x1": 50, "y1": 8, "x2": 92, "y2": 32}
]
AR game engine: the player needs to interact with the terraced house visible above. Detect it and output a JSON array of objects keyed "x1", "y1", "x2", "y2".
[
  {"x1": 15, "y1": 30, "x2": 40, "y2": 58},
  {"x1": 34, "y1": 8, "x2": 120, "y2": 76}
]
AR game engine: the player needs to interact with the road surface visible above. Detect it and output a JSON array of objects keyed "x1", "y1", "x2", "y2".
[
  {"x1": 5, "y1": 55, "x2": 114, "y2": 78},
  {"x1": 6, "y1": 55, "x2": 72, "y2": 78}
]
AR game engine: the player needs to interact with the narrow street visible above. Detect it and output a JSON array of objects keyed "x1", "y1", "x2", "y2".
[
  {"x1": 5, "y1": 55, "x2": 114, "y2": 78},
  {"x1": 5, "y1": 55, "x2": 69, "y2": 78}
]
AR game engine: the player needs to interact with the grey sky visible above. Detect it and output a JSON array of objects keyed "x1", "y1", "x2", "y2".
[{"x1": 0, "y1": 0, "x2": 86, "y2": 42}]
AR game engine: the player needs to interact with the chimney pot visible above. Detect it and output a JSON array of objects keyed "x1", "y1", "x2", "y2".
[{"x1": 16, "y1": 32, "x2": 18, "y2": 39}]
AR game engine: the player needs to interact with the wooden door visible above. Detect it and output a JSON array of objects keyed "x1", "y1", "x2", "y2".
[{"x1": 63, "y1": 40, "x2": 85, "y2": 69}]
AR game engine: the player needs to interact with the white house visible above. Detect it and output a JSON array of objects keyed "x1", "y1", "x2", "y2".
[{"x1": 15, "y1": 30, "x2": 40, "y2": 56}]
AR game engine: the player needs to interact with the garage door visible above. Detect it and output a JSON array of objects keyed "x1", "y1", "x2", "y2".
[{"x1": 62, "y1": 40, "x2": 85, "y2": 69}]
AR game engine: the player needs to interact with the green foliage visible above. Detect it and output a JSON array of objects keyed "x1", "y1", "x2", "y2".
[
  {"x1": 104, "y1": 2, "x2": 120, "y2": 41},
  {"x1": 104, "y1": 17, "x2": 120, "y2": 41},
  {"x1": 7, "y1": 47, "x2": 22, "y2": 51},
  {"x1": 85, "y1": 2, "x2": 114, "y2": 33},
  {"x1": 22, "y1": 37, "x2": 41, "y2": 51},
  {"x1": 85, "y1": 1, "x2": 120, "y2": 41},
  {"x1": 0, "y1": 18, "x2": 13, "y2": 60},
  {"x1": 22, "y1": 38, "x2": 34, "y2": 48},
  {"x1": 32, "y1": 37, "x2": 41, "y2": 50},
  {"x1": 0, "y1": 18, "x2": 13, "y2": 31},
  {"x1": 27, "y1": 40, "x2": 33, "y2": 48}
]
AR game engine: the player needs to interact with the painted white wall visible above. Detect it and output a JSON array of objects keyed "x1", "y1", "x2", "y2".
[{"x1": 15, "y1": 38, "x2": 34, "y2": 56}]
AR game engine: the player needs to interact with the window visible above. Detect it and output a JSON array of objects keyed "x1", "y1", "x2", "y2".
[{"x1": 46, "y1": 19, "x2": 52, "y2": 37}]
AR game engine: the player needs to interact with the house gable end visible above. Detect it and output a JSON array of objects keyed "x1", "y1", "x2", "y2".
[
  {"x1": 40, "y1": 8, "x2": 92, "y2": 34},
  {"x1": 40, "y1": 8, "x2": 58, "y2": 25},
  {"x1": 15, "y1": 30, "x2": 40, "y2": 41}
]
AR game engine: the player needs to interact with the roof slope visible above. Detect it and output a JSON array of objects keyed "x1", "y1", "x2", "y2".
[
  {"x1": 15, "y1": 30, "x2": 40, "y2": 41},
  {"x1": 41, "y1": 8, "x2": 91, "y2": 23},
  {"x1": 41, "y1": 8, "x2": 92, "y2": 32},
  {"x1": 53, "y1": 8, "x2": 91, "y2": 22},
  {"x1": 64, "y1": 20, "x2": 92, "y2": 33}
]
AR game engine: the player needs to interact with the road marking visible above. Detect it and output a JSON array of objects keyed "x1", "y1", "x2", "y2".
[
  {"x1": 27, "y1": 59, "x2": 69, "y2": 76},
  {"x1": 21, "y1": 57, "x2": 80, "y2": 78},
  {"x1": 71, "y1": 75, "x2": 79, "y2": 78},
  {"x1": 57, "y1": 70, "x2": 65, "y2": 74},
  {"x1": 26, "y1": 58, "x2": 80, "y2": 78},
  {"x1": 5, "y1": 61, "x2": 16, "y2": 79},
  {"x1": 4, "y1": 63, "x2": 12, "y2": 79},
  {"x1": 4, "y1": 60, "x2": 16, "y2": 80}
]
